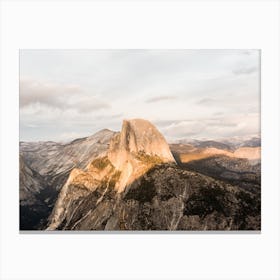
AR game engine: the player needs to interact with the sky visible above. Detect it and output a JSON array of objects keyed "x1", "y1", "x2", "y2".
[{"x1": 20, "y1": 49, "x2": 260, "y2": 142}]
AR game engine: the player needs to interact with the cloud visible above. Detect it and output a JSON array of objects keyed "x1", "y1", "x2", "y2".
[
  {"x1": 161, "y1": 120, "x2": 206, "y2": 138},
  {"x1": 145, "y1": 95, "x2": 177, "y2": 103},
  {"x1": 160, "y1": 114, "x2": 260, "y2": 141},
  {"x1": 20, "y1": 78, "x2": 81, "y2": 108},
  {"x1": 206, "y1": 120, "x2": 237, "y2": 128},
  {"x1": 213, "y1": 112, "x2": 224, "y2": 116},
  {"x1": 233, "y1": 66, "x2": 258, "y2": 75},
  {"x1": 20, "y1": 78, "x2": 110, "y2": 113},
  {"x1": 95, "y1": 113, "x2": 123, "y2": 120},
  {"x1": 153, "y1": 119, "x2": 181, "y2": 127},
  {"x1": 74, "y1": 99, "x2": 110, "y2": 113},
  {"x1": 19, "y1": 50, "x2": 260, "y2": 141},
  {"x1": 196, "y1": 98, "x2": 217, "y2": 105}
]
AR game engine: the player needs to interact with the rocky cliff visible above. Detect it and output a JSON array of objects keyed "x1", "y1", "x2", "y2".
[
  {"x1": 20, "y1": 155, "x2": 50, "y2": 229},
  {"x1": 20, "y1": 129, "x2": 116, "y2": 230},
  {"x1": 47, "y1": 119, "x2": 175, "y2": 229},
  {"x1": 46, "y1": 119, "x2": 260, "y2": 231},
  {"x1": 108, "y1": 119, "x2": 175, "y2": 192}
]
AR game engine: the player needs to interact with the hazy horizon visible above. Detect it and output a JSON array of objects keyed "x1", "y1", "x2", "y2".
[
  {"x1": 19, "y1": 121, "x2": 261, "y2": 144},
  {"x1": 20, "y1": 49, "x2": 260, "y2": 142}
]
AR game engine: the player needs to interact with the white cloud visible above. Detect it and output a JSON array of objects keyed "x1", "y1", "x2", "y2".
[
  {"x1": 145, "y1": 95, "x2": 177, "y2": 103},
  {"x1": 161, "y1": 113, "x2": 260, "y2": 141},
  {"x1": 233, "y1": 66, "x2": 258, "y2": 75},
  {"x1": 20, "y1": 78, "x2": 111, "y2": 113},
  {"x1": 20, "y1": 50, "x2": 260, "y2": 141},
  {"x1": 20, "y1": 78, "x2": 82, "y2": 108}
]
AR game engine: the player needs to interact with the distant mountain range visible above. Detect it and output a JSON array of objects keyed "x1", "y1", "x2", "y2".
[
  {"x1": 173, "y1": 136, "x2": 261, "y2": 150},
  {"x1": 20, "y1": 119, "x2": 261, "y2": 231}
]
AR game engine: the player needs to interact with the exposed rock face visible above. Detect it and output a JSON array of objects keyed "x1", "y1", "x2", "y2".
[
  {"x1": 46, "y1": 119, "x2": 260, "y2": 231},
  {"x1": 20, "y1": 129, "x2": 116, "y2": 230},
  {"x1": 108, "y1": 119, "x2": 175, "y2": 191},
  {"x1": 47, "y1": 119, "x2": 176, "y2": 229},
  {"x1": 48, "y1": 163, "x2": 260, "y2": 231},
  {"x1": 108, "y1": 119, "x2": 174, "y2": 170},
  {"x1": 20, "y1": 129, "x2": 116, "y2": 180},
  {"x1": 20, "y1": 155, "x2": 44, "y2": 205},
  {"x1": 109, "y1": 119, "x2": 174, "y2": 164}
]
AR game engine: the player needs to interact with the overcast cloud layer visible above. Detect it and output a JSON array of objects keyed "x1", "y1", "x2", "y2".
[{"x1": 20, "y1": 49, "x2": 260, "y2": 142}]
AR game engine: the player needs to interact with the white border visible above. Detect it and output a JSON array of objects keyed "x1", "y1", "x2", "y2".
[{"x1": 1, "y1": 1, "x2": 279, "y2": 280}]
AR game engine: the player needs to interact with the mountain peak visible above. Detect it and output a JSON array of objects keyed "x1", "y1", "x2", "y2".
[
  {"x1": 108, "y1": 118, "x2": 175, "y2": 170},
  {"x1": 95, "y1": 128, "x2": 114, "y2": 134},
  {"x1": 47, "y1": 119, "x2": 177, "y2": 229},
  {"x1": 44, "y1": 118, "x2": 261, "y2": 231}
]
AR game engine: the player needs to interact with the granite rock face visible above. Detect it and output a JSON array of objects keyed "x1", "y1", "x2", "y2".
[
  {"x1": 20, "y1": 129, "x2": 116, "y2": 181},
  {"x1": 20, "y1": 155, "x2": 45, "y2": 205},
  {"x1": 19, "y1": 129, "x2": 117, "y2": 230},
  {"x1": 108, "y1": 119, "x2": 175, "y2": 192},
  {"x1": 46, "y1": 119, "x2": 260, "y2": 231},
  {"x1": 47, "y1": 119, "x2": 175, "y2": 229},
  {"x1": 47, "y1": 163, "x2": 260, "y2": 230},
  {"x1": 108, "y1": 119, "x2": 175, "y2": 166}
]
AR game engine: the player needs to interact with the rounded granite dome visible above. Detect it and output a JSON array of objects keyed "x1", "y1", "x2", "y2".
[{"x1": 108, "y1": 118, "x2": 175, "y2": 169}]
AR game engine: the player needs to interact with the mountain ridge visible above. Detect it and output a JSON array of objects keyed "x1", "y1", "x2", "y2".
[
  {"x1": 20, "y1": 128, "x2": 117, "y2": 229},
  {"x1": 19, "y1": 119, "x2": 261, "y2": 231},
  {"x1": 47, "y1": 119, "x2": 176, "y2": 229},
  {"x1": 41, "y1": 119, "x2": 261, "y2": 231}
]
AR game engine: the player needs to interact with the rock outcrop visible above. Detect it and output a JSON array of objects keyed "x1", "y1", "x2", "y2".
[
  {"x1": 48, "y1": 162, "x2": 261, "y2": 231},
  {"x1": 47, "y1": 119, "x2": 176, "y2": 229},
  {"x1": 46, "y1": 119, "x2": 260, "y2": 231},
  {"x1": 20, "y1": 129, "x2": 117, "y2": 230},
  {"x1": 108, "y1": 119, "x2": 174, "y2": 167},
  {"x1": 108, "y1": 119, "x2": 175, "y2": 192},
  {"x1": 20, "y1": 155, "x2": 44, "y2": 205},
  {"x1": 20, "y1": 129, "x2": 116, "y2": 179}
]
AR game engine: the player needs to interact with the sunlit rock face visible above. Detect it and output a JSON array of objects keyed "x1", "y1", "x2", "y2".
[
  {"x1": 108, "y1": 119, "x2": 175, "y2": 169},
  {"x1": 108, "y1": 119, "x2": 175, "y2": 192},
  {"x1": 47, "y1": 119, "x2": 176, "y2": 229},
  {"x1": 25, "y1": 119, "x2": 260, "y2": 231},
  {"x1": 20, "y1": 129, "x2": 117, "y2": 230}
]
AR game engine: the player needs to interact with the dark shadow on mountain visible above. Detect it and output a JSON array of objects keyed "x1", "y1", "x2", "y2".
[
  {"x1": 20, "y1": 171, "x2": 70, "y2": 230},
  {"x1": 180, "y1": 155, "x2": 261, "y2": 194},
  {"x1": 47, "y1": 162, "x2": 261, "y2": 231}
]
